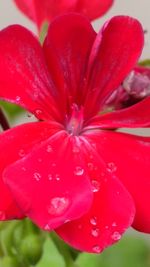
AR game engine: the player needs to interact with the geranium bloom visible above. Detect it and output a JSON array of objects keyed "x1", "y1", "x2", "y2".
[
  {"x1": 0, "y1": 14, "x2": 150, "y2": 253},
  {"x1": 13, "y1": 0, "x2": 114, "y2": 30}
]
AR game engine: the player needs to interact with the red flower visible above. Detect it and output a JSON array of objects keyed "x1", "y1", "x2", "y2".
[
  {"x1": 0, "y1": 14, "x2": 149, "y2": 253},
  {"x1": 13, "y1": 0, "x2": 114, "y2": 30}
]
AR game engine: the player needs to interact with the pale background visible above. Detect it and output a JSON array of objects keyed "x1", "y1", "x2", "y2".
[{"x1": 0, "y1": 1, "x2": 150, "y2": 135}]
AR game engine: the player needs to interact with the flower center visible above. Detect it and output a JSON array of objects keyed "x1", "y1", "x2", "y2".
[{"x1": 66, "y1": 104, "x2": 84, "y2": 135}]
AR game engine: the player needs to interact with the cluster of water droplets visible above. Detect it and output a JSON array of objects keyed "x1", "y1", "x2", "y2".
[{"x1": 107, "y1": 162, "x2": 117, "y2": 173}]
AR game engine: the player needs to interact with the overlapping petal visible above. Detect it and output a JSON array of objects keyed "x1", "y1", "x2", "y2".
[
  {"x1": 3, "y1": 133, "x2": 93, "y2": 229},
  {"x1": 13, "y1": 0, "x2": 113, "y2": 30},
  {"x1": 56, "y1": 137, "x2": 135, "y2": 252},
  {"x1": 88, "y1": 96, "x2": 150, "y2": 129},
  {"x1": 84, "y1": 130, "x2": 150, "y2": 233},
  {"x1": 0, "y1": 121, "x2": 58, "y2": 220},
  {"x1": 84, "y1": 16, "x2": 144, "y2": 119},
  {"x1": 0, "y1": 25, "x2": 61, "y2": 122},
  {"x1": 76, "y1": 0, "x2": 114, "y2": 21},
  {"x1": 43, "y1": 14, "x2": 96, "y2": 111}
]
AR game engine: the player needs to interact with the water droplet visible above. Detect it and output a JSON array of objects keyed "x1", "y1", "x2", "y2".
[
  {"x1": 52, "y1": 163, "x2": 56, "y2": 167},
  {"x1": 74, "y1": 166, "x2": 84, "y2": 176},
  {"x1": 92, "y1": 245, "x2": 101, "y2": 253},
  {"x1": 91, "y1": 180, "x2": 100, "y2": 193},
  {"x1": 72, "y1": 146, "x2": 80, "y2": 153},
  {"x1": 16, "y1": 96, "x2": 21, "y2": 101},
  {"x1": 21, "y1": 167, "x2": 26, "y2": 171},
  {"x1": 111, "y1": 231, "x2": 121, "y2": 241},
  {"x1": 112, "y1": 222, "x2": 117, "y2": 227},
  {"x1": 46, "y1": 145, "x2": 53, "y2": 153},
  {"x1": 33, "y1": 172, "x2": 41, "y2": 181},
  {"x1": 105, "y1": 225, "x2": 109, "y2": 229},
  {"x1": 48, "y1": 174, "x2": 53, "y2": 181},
  {"x1": 88, "y1": 162, "x2": 94, "y2": 171},
  {"x1": 0, "y1": 211, "x2": 6, "y2": 220},
  {"x1": 91, "y1": 228, "x2": 100, "y2": 237},
  {"x1": 64, "y1": 219, "x2": 70, "y2": 224},
  {"x1": 107, "y1": 162, "x2": 117, "y2": 173},
  {"x1": 48, "y1": 197, "x2": 69, "y2": 215},
  {"x1": 18, "y1": 149, "x2": 25, "y2": 157},
  {"x1": 44, "y1": 224, "x2": 51, "y2": 231},
  {"x1": 90, "y1": 217, "x2": 97, "y2": 226},
  {"x1": 35, "y1": 109, "x2": 42, "y2": 116},
  {"x1": 38, "y1": 158, "x2": 42, "y2": 163},
  {"x1": 55, "y1": 174, "x2": 60, "y2": 181}
]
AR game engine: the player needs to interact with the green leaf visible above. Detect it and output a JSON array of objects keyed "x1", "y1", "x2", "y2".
[
  {"x1": 139, "y1": 59, "x2": 150, "y2": 67},
  {"x1": 36, "y1": 237, "x2": 66, "y2": 267},
  {"x1": 0, "y1": 101, "x2": 24, "y2": 120},
  {"x1": 76, "y1": 234, "x2": 150, "y2": 267}
]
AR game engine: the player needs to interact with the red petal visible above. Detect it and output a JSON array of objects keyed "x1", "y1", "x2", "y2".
[
  {"x1": 0, "y1": 121, "x2": 58, "y2": 220},
  {"x1": 0, "y1": 25, "x2": 61, "y2": 122},
  {"x1": 76, "y1": 0, "x2": 114, "y2": 21},
  {"x1": 84, "y1": 130, "x2": 150, "y2": 233},
  {"x1": 43, "y1": 13, "x2": 96, "y2": 112},
  {"x1": 56, "y1": 137, "x2": 135, "y2": 253},
  {"x1": 13, "y1": 0, "x2": 77, "y2": 29},
  {"x1": 3, "y1": 133, "x2": 93, "y2": 229},
  {"x1": 13, "y1": 0, "x2": 112, "y2": 30},
  {"x1": 13, "y1": 0, "x2": 36, "y2": 21},
  {"x1": 84, "y1": 16, "x2": 144, "y2": 119},
  {"x1": 89, "y1": 96, "x2": 150, "y2": 128}
]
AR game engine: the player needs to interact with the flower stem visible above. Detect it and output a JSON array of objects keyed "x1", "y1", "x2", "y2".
[{"x1": 0, "y1": 107, "x2": 9, "y2": 130}]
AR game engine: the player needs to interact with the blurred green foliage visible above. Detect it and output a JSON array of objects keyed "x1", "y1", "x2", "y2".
[
  {"x1": 0, "y1": 220, "x2": 150, "y2": 267},
  {"x1": 0, "y1": 101, "x2": 24, "y2": 120}
]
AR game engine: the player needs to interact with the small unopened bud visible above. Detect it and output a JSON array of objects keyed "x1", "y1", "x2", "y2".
[{"x1": 20, "y1": 234, "x2": 43, "y2": 265}]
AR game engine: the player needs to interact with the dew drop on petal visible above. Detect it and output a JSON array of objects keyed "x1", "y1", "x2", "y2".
[
  {"x1": 72, "y1": 146, "x2": 80, "y2": 153},
  {"x1": 48, "y1": 174, "x2": 53, "y2": 181},
  {"x1": 55, "y1": 174, "x2": 60, "y2": 181},
  {"x1": 88, "y1": 162, "x2": 94, "y2": 171},
  {"x1": 90, "y1": 217, "x2": 97, "y2": 226},
  {"x1": 92, "y1": 245, "x2": 101, "y2": 253},
  {"x1": 16, "y1": 96, "x2": 21, "y2": 102},
  {"x1": 33, "y1": 172, "x2": 41, "y2": 181},
  {"x1": 91, "y1": 228, "x2": 100, "y2": 237},
  {"x1": 48, "y1": 197, "x2": 70, "y2": 215},
  {"x1": 35, "y1": 109, "x2": 42, "y2": 116},
  {"x1": 18, "y1": 149, "x2": 25, "y2": 157},
  {"x1": 107, "y1": 162, "x2": 117, "y2": 173},
  {"x1": 74, "y1": 166, "x2": 84, "y2": 176},
  {"x1": 111, "y1": 231, "x2": 121, "y2": 241},
  {"x1": 91, "y1": 180, "x2": 100, "y2": 193},
  {"x1": 52, "y1": 163, "x2": 56, "y2": 168},
  {"x1": 46, "y1": 145, "x2": 53, "y2": 153},
  {"x1": 21, "y1": 167, "x2": 26, "y2": 171},
  {"x1": 44, "y1": 224, "x2": 51, "y2": 231},
  {"x1": 112, "y1": 222, "x2": 117, "y2": 227}
]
